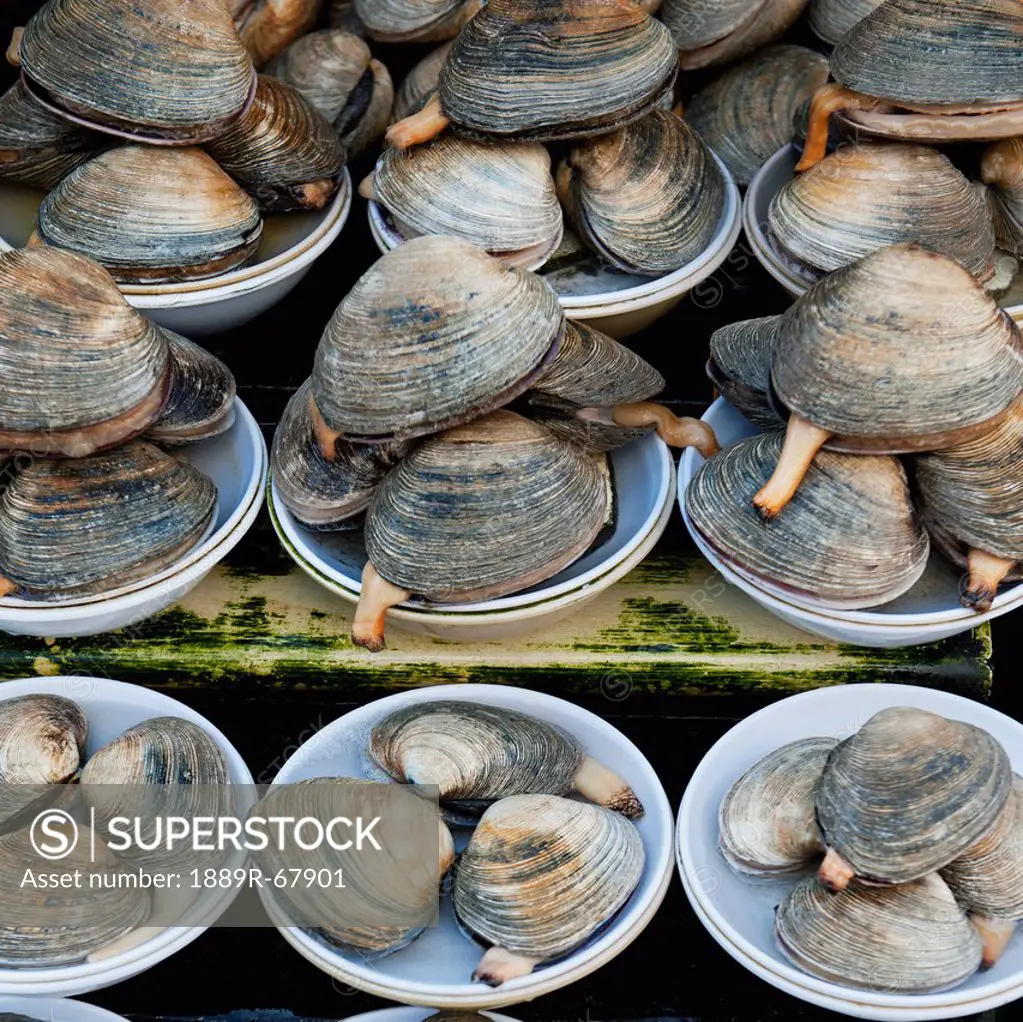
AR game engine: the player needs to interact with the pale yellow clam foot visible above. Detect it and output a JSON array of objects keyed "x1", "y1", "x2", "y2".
[
  {"x1": 358, "y1": 171, "x2": 377, "y2": 201},
  {"x1": 962, "y1": 548, "x2": 1017, "y2": 613},
  {"x1": 972, "y1": 915, "x2": 1016, "y2": 969},
  {"x1": 0, "y1": 576, "x2": 15, "y2": 598},
  {"x1": 352, "y1": 561, "x2": 410, "y2": 653},
  {"x1": 819, "y1": 846, "x2": 856, "y2": 892},
  {"x1": 385, "y1": 94, "x2": 451, "y2": 149},
  {"x1": 308, "y1": 392, "x2": 341, "y2": 462},
  {"x1": 796, "y1": 83, "x2": 890, "y2": 172},
  {"x1": 472, "y1": 945, "x2": 541, "y2": 987},
  {"x1": 6, "y1": 27, "x2": 22, "y2": 67},
  {"x1": 574, "y1": 755, "x2": 644, "y2": 819},
  {"x1": 753, "y1": 414, "x2": 831, "y2": 521},
  {"x1": 577, "y1": 402, "x2": 720, "y2": 457}
]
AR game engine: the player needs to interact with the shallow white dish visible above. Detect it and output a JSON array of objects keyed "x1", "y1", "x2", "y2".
[
  {"x1": 328, "y1": 1011, "x2": 522, "y2": 1022},
  {"x1": 676, "y1": 683, "x2": 1023, "y2": 1020},
  {"x1": 263, "y1": 683, "x2": 674, "y2": 1009},
  {"x1": 678, "y1": 398, "x2": 1023, "y2": 647},
  {"x1": 0, "y1": 676, "x2": 254, "y2": 996},
  {"x1": 0, "y1": 996, "x2": 131, "y2": 1022},
  {"x1": 0, "y1": 397, "x2": 268, "y2": 637}
]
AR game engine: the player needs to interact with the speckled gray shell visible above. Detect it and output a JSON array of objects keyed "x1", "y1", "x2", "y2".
[
  {"x1": 36, "y1": 146, "x2": 263, "y2": 284},
  {"x1": 706, "y1": 316, "x2": 782, "y2": 429},
  {"x1": 365, "y1": 411, "x2": 608, "y2": 602},
  {"x1": 392, "y1": 43, "x2": 451, "y2": 123},
  {"x1": 556, "y1": 111, "x2": 725, "y2": 276},
  {"x1": 719, "y1": 737, "x2": 836, "y2": 876},
  {"x1": 817, "y1": 707, "x2": 1012, "y2": 884},
  {"x1": 776, "y1": 873, "x2": 982, "y2": 993},
  {"x1": 808, "y1": 0, "x2": 883, "y2": 45},
  {"x1": 983, "y1": 138, "x2": 1023, "y2": 257},
  {"x1": 18, "y1": 0, "x2": 255, "y2": 141},
  {"x1": 311, "y1": 237, "x2": 564, "y2": 442},
  {"x1": 355, "y1": 0, "x2": 479, "y2": 42},
  {"x1": 437, "y1": 0, "x2": 678, "y2": 141},
  {"x1": 232, "y1": 0, "x2": 322, "y2": 69},
  {"x1": 685, "y1": 46, "x2": 828, "y2": 187},
  {"x1": 686, "y1": 432, "x2": 929, "y2": 609},
  {"x1": 453, "y1": 794, "x2": 644, "y2": 962},
  {"x1": 0, "y1": 441, "x2": 217, "y2": 600}
]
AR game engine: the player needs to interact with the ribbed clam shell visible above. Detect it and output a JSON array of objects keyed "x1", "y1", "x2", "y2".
[
  {"x1": 365, "y1": 411, "x2": 608, "y2": 601},
  {"x1": 0, "y1": 441, "x2": 217, "y2": 600},
  {"x1": 0, "y1": 827, "x2": 150, "y2": 966},
  {"x1": 272, "y1": 379, "x2": 409, "y2": 529},
  {"x1": 808, "y1": 0, "x2": 883, "y2": 45},
  {"x1": 719, "y1": 737, "x2": 836, "y2": 876},
  {"x1": 36, "y1": 146, "x2": 263, "y2": 285},
  {"x1": 438, "y1": 0, "x2": 678, "y2": 141},
  {"x1": 355, "y1": 0, "x2": 477, "y2": 42},
  {"x1": 371, "y1": 137, "x2": 563, "y2": 265},
  {"x1": 205, "y1": 75, "x2": 346, "y2": 212},
  {"x1": 685, "y1": 46, "x2": 828, "y2": 187},
  {"x1": 776, "y1": 873, "x2": 982, "y2": 993},
  {"x1": 392, "y1": 43, "x2": 451, "y2": 123},
  {"x1": 983, "y1": 138, "x2": 1023, "y2": 257},
  {"x1": 773, "y1": 244, "x2": 1023, "y2": 446},
  {"x1": 557, "y1": 111, "x2": 724, "y2": 276},
  {"x1": 817, "y1": 707, "x2": 1012, "y2": 884},
  {"x1": 232, "y1": 0, "x2": 322, "y2": 68},
  {"x1": 312, "y1": 237, "x2": 563, "y2": 441},
  {"x1": 146, "y1": 333, "x2": 236, "y2": 446},
  {"x1": 706, "y1": 317, "x2": 781, "y2": 429},
  {"x1": 454, "y1": 794, "x2": 644, "y2": 962},
  {"x1": 0, "y1": 248, "x2": 171, "y2": 456},
  {"x1": 768, "y1": 145, "x2": 996, "y2": 282},
  {"x1": 686, "y1": 432, "x2": 929, "y2": 609},
  {"x1": 19, "y1": 0, "x2": 254, "y2": 141},
  {"x1": 831, "y1": 0, "x2": 1023, "y2": 106}
]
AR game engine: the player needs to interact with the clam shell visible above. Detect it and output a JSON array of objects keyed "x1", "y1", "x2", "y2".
[
  {"x1": 36, "y1": 146, "x2": 263, "y2": 285},
  {"x1": 686, "y1": 432, "x2": 930, "y2": 609},
  {"x1": 0, "y1": 440, "x2": 217, "y2": 600},
  {"x1": 817, "y1": 706, "x2": 1012, "y2": 884},
  {"x1": 311, "y1": 237, "x2": 563, "y2": 442},
  {"x1": 983, "y1": 137, "x2": 1023, "y2": 257},
  {"x1": 768, "y1": 144, "x2": 996, "y2": 283},
  {"x1": 808, "y1": 0, "x2": 884, "y2": 45},
  {"x1": 719, "y1": 737, "x2": 836, "y2": 876},
  {"x1": 453, "y1": 794, "x2": 644, "y2": 967},
  {"x1": 392, "y1": 43, "x2": 451, "y2": 123},
  {"x1": 18, "y1": 0, "x2": 255, "y2": 142},
  {"x1": 365, "y1": 411, "x2": 608, "y2": 602},
  {"x1": 356, "y1": 0, "x2": 478, "y2": 42},
  {"x1": 437, "y1": 0, "x2": 678, "y2": 141},
  {"x1": 329, "y1": 0, "x2": 366, "y2": 33},
  {"x1": 556, "y1": 110, "x2": 725, "y2": 276},
  {"x1": 205, "y1": 75, "x2": 346, "y2": 212},
  {"x1": 685, "y1": 45, "x2": 829, "y2": 187},
  {"x1": 0, "y1": 248, "x2": 171, "y2": 458},
  {"x1": 775, "y1": 873, "x2": 982, "y2": 993},
  {"x1": 232, "y1": 0, "x2": 322, "y2": 68},
  {"x1": 706, "y1": 316, "x2": 782, "y2": 429}
]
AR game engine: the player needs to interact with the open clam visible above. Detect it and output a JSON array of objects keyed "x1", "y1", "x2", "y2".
[
  {"x1": 808, "y1": 0, "x2": 884, "y2": 45},
  {"x1": 816, "y1": 707, "x2": 1012, "y2": 891},
  {"x1": 706, "y1": 317, "x2": 781, "y2": 429},
  {"x1": 355, "y1": 0, "x2": 481, "y2": 43},
  {"x1": 719, "y1": 737, "x2": 836, "y2": 876},
  {"x1": 370, "y1": 700, "x2": 643, "y2": 818},
  {"x1": 392, "y1": 43, "x2": 451, "y2": 123},
  {"x1": 232, "y1": 0, "x2": 322, "y2": 68},
  {"x1": 687, "y1": 432, "x2": 930, "y2": 610},
  {"x1": 33, "y1": 145, "x2": 263, "y2": 285},
  {"x1": 752, "y1": 244, "x2": 1023, "y2": 519},
  {"x1": 983, "y1": 137, "x2": 1023, "y2": 257},
  {"x1": 353, "y1": 411, "x2": 608, "y2": 651},
  {"x1": 385, "y1": 0, "x2": 677, "y2": 148},
  {"x1": 454, "y1": 793, "x2": 644, "y2": 985}
]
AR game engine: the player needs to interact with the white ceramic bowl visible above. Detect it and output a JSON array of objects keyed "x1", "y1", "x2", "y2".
[
  {"x1": 677, "y1": 683, "x2": 1023, "y2": 1020},
  {"x1": 0, "y1": 996, "x2": 130, "y2": 1022},
  {"x1": 0, "y1": 397, "x2": 268, "y2": 638},
  {"x1": 678, "y1": 398, "x2": 1023, "y2": 647},
  {"x1": 327, "y1": 1011, "x2": 522, "y2": 1022},
  {"x1": 262, "y1": 683, "x2": 674, "y2": 1009},
  {"x1": 0, "y1": 174, "x2": 351, "y2": 336},
  {"x1": 0, "y1": 676, "x2": 254, "y2": 997}
]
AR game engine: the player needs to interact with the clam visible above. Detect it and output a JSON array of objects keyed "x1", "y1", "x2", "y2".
[
  {"x1": 776, "y1": 873, "x2": 982, "y2": 993},
  {"x1": 309, "y1": 237, "x2": 563, "y2": 452},
  {"x1": 751, "y1": 244, "x2": 1023, "y2": 520},
  {"x1": 266, "y1": 30, "x2": 394, "y2": 159},
  {"x1": 271, "y1": 379, "x2": 411, "y2": 530},
  {"x1": 808, "y1": 0, "x2": 884, "y2": 45},
  {"x1": 205, "y1": 75, "x2": 346, "y2": 212},
  {"x1": 660, "y1": 0, "x2": 809, "y2": 70},
  {"x1": 361, "y1": 137, "x2": 563, "y2": 270},
  {"x1": 0, "y1": 248, "x2": 171, "y2": 459},
  {"x1": 353, "y1": 411, "x2": 608, "y2": 652},
  {"x1": 797, "y1": 0, "x2": 1023, "y2": 171},
  {"x1": 719, "y1": 737, "x2": 837, "y2": 876},
  {"x1": 355, "y1": 0, "x2": 482, "y2": 43},
  {"x1": 816, "y1": 707, "x2": 1012, "y2": 891},
  {"x1": 555, "y1": 110, "x2": 725, "y2": 277},
  {"x1": 252, "y1": 777, "x2": 454, "y2": 956},
  {"x1": 14, "y1": 0, "x2": 255, "y2": 143},
  {"x1": 392, "y1": 43, "x2": 452, "y2": 124},
  {"x1": 982, "y1": 137, "x2": 1023, "y2": 257},
  {"x1": 453, "y1": 794, "x2": 644, "y2": 985},
  {"x1": 232, "y1": 0, "x2": 322, "y2": 68},
  {"x1": 910, "y1": 396, "x2": 1023, "y2": 613},
  {"x1": 329, "y1": 0, "x2": 366, "y2": 33},
  {"x1": 370, "y1": 700, "x2": 643, "y2": 819},
  {"x1": 768, "y1": 144, "x2": 998, "y2": 286},
  {"x1": 686, "y1": 432, "x2": 930, "y2": 610},
  {"x1": 385, "y1": 0, "x2": 677, "y2": 148},
  {"x1": 684, "y1": 45, "x2": 829, "y2": 187},
  {"x1": 0, "y1": 441, "x2": 217, "y2": 601},
  {"x1": 33, "y1": 146, "x2": 263, "y2": 285},
  {"x1": 706, "y1": 317, "x2": 781, "y2": 429}
]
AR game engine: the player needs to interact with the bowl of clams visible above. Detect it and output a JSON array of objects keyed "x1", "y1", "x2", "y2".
[
  {"x1": 0, "y1": 676, "x2": 254, "y2": 996},
  {"x1": 258, "y1": 683, "x2": 674, "y2": 1009},
  {"x1": 677, "y1": 683, "x2": 1023, "y2": 1020}
]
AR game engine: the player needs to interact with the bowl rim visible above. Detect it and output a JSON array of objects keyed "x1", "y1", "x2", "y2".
[{"x1": 0, "y1": 995, "x2": 133, "y2": 1022}]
